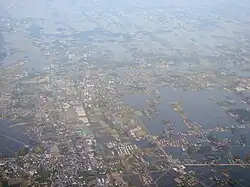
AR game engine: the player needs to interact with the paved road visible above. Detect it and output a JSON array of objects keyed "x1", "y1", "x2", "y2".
[
  {"x1": 123, "y1": 168, "x2": 171, "y2": 177},
  {"x1": 134, "y1": 114, "x2": 179, "y2": 166},
  {"x1": 185, "y1": 163, "x2": 250, "y2": 166}
]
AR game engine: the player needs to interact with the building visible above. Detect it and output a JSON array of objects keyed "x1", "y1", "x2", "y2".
[
  {"x1": 0, "y1": 179, "x2": 22, "y2": 187},
  {"x1": 50, "y1": 144, "x2": 60, "y2": 157}
]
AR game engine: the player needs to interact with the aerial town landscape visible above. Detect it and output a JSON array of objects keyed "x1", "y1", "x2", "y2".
[{"x1": 1, "y1": 0, "x2": 250, "y2": 186}]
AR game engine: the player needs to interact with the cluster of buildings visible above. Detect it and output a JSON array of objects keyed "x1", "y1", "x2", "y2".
[
  {"x1": 1, "y1": 53, "x2": 250, "y2": 186},
  {"x1": 1, "y1": 9, "x2": 250, "y2": 186}
]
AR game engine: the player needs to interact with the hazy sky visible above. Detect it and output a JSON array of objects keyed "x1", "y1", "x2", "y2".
[
  {"x1": 1, "y1": 0, "x2": 250, "y2": 69},
  {"x1": 1, "y1": 0, "x2": 250, "y2": 19}
]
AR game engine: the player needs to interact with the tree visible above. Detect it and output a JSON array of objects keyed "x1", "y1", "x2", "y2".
[
  {"x1": 36, "y1": 167, "x2": 50, "y2": 183},
  {"x1": 17, "y1": 147, "x2": 29, "y2": 156},
  {"x1": 34, "y1": 145, "x2": 44, "y2": 154}
]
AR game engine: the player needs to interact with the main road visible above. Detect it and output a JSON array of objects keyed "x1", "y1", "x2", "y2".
[
  {"x1": 185, "y1": 163, "x2": 250, "y2": 166},
  {"x1": 133, "y1": 113, "x2": 180, "y2": 167}
]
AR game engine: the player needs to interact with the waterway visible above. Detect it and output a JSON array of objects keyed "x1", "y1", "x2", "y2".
[
  {"x1": 123, "y1": 86, "x2": 248, "y2": 136},
  {"x1": 123, "y1": 86, "x2": 250, "y2": 156},
  {"x1": 0, "y1": 118, "x2": 30, "y2": 156},
  {"x1": 123, "y1": 86, "x2": 250, "y2": 184}
]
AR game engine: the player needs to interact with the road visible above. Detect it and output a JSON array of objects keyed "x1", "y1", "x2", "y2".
[
  {"x1": 134, "y1": 114, "x2": 179, "y2": 166},
  {"x1": 123, "y1": 168, "x2": 171, "y2": 177},
  {"x1": 185, "y1": 163, "x2": 250, "y2": 166}
]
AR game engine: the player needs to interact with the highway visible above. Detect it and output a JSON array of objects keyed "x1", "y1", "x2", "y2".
[
  {"x1": 134, "y1": 114, "x2": 178, "y2": 166},
  {"x1": 123, "y1": 168, "x2": 171, "y2": 177},
  {"x1": 185, "y1": 163, "x2": 250, "y2": 166},
  {"x1": 123, "y1": 163, "x2": 250, "y2": 177},
  {"x1": 133, "y1": 115, "x2": 181, "y2": 187}
]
